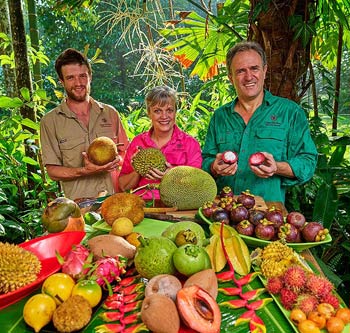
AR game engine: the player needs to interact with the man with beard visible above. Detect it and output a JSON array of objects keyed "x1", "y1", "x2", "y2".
[{"x1": 40, "y1": 48, "x2": 128, "y2": 200}]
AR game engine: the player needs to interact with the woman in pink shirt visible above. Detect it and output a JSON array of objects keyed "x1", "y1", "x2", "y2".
[{"x1": 119, "y1": 86, "x2": 202, "y2": 200}]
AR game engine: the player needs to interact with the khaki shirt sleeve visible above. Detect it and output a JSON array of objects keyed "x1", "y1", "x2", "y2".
[{"x1": 40, "y1": 111, "x2": 62, "y2": 166}]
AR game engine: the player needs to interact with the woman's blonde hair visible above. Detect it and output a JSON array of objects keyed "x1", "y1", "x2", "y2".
[{"x1": 145, "y1": 86, "x2": 177, "y2": 112}]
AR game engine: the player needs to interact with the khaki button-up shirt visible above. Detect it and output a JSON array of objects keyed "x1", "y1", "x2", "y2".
[{"x1": 40, "y1": 97, "x2": 129, "y2": 200}]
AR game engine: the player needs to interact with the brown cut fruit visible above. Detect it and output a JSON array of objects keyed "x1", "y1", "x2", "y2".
[
  {"x1": 176, "y1": 285, "x2": 221, "y2": 333},
  {"x1": 141, "y1": 294, "x2": 180, "y2": 333},
  {"x1": 87, "y1": 136, "x2": 118, "y2": 166},
  {"x1": 183, "y1": 269, "x2": 218, "y2": 300}
]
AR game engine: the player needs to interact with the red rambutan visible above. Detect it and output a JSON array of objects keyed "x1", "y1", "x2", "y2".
[
  {"x1": 296, "y1": 293, "x2": 319, "y2": 315},
  {"x1": 267, "y1": 276, "x2": 284, "y2": 294},
  {"x1": 306, "y1": 274, "x2": 334, "y2": 298},
  {"x1": 283, "y1": 265, "x2": 306, "y2": 292},
  {"x1": 320, "y1": 293, "x2": 340, "y2": 310},
  {"x1": 280, "y1": 287, "x2": 298, "y2": 310}
]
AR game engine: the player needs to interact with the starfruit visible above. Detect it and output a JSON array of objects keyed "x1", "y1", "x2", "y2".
[
  {"x1": 205, "y1": 234, "x2": 226, "y2": 272},
  {"x1": 223, "y1": 235, "x2": 251, "y2": 276},
  {"x1": 209, "y1": 222, "x2": 238, "y2": 238}
]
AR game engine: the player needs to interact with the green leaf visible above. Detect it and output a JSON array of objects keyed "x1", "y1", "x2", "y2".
[
  {"x1": 34, "y1": 89, "x2": 48, "y2": 100},
  {"x1": 0, "y1": 96, "x2": 23, "y2": 108},
  {"x1": 312, "y1": 183, "x2": 338, "y2": 228},
  {"x1": 21, "y1": 118, "x2": 40, "y2": 131},
  {"x1": 0, "y1": 222, "x2": 5, "y2": 236},
  {"x1": 159, "y1": 8, "x2": 246, "y2": 81},
  {"x1": 22, "y1": 156, "x2": 38, "y2": 166},
  {"x1": 329, "y1": 145, "x2": 346, "y2": 167},
  {"x1": 20, "y1": 87, "x2": 31, "y2": 102}
]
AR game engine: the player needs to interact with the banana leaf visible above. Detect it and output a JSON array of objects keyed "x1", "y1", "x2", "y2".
[
  {"x1": 1, "y1": 268, "x2": 349, "y2": 333},
  {"x1": 0, "y1": 275, "x2": 296, "y2": 333},
  {"x1": 1, "y1": 218, "x2": 349, "y2": 333}
]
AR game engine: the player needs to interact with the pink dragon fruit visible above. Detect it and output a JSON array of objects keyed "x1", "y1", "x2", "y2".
[
  {"x1": 57, "y1": 244, "x2": 92, "y2": 280},
  {"x1": 92, "y1": 257, "x2": 127, "y2": 286}
]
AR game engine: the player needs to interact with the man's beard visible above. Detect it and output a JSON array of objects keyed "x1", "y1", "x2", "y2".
[{"x1": 66, "y1": 86, "x2": 90, "y2": 102}]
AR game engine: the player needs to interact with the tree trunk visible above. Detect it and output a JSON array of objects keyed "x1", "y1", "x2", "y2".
[
  {"x1": 0, "y1": 0, "x2": 16, "y2": 97},
  {"x1": 332, "y1": 23, "x2": 343, "y2": 136},
  {"x1": 26, "y1": 0, "x2": 42, "y2": 88},
  {"x1": 248, "y1": 0, "x2": 314, "y2": 102},
  {"x1": 8, "y1": 0, "x2": 37, "y2": 190}
]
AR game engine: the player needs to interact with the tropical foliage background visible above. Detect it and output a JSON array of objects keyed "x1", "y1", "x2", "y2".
[{"x1": 0, "y1": 0, "x2": 350, "y2": 300}]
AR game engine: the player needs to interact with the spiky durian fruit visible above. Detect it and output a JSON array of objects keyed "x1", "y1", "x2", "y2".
[
  {"x1": 0, "y1": 242, "x2": 41, "y2": 293},
  {"x1": 132, "y1": 148, "x2": 167, "y2": 177}
]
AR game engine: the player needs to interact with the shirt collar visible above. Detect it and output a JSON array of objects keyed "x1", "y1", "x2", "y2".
[
  {"x1": 57, "y1": 96, "x2": 102, "y2": 117},
  {"x1": 232, "y1": 89, "x2": 275, "y2": 111},
  {"x1": 146, "y1": 124, "x2": 184, "y2": 145}
]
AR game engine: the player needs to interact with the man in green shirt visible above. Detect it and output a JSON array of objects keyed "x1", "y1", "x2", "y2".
[{"x1": 202, "y1": 41, "x2": 317, "y2": 203}]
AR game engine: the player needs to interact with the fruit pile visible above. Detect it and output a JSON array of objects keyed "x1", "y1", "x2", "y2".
[
  {"x1": 253, "y1": 241, "x2": 350, "y2": 333},
  {"x1": 23, "y1": 272, "x2": 101, "y2": 333},
  {"x1": 22, "y1": 245, "x2": 128, "y2": 333},
  {"x1": 201, "y1": 186, "x2": 328, "y2": 243}
]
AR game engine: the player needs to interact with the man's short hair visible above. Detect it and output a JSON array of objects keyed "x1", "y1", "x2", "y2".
[
  {"x1": 226, "y1": 41, "x2": 267, "y2": 75},
  {"x1": 55, "y1": 48, "x2": 92, "y2": 80}
]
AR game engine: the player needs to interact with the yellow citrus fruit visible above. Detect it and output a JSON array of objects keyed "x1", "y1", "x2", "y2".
[
  {"x1": 111, "y1": 217, "x2": 134, "y2": 236},
  {"x1": 41, "y1": 272, "x2": 75, "y2": 305},
  {"x1": 125, "y1": 232, "x2": 142, "y2": 247},
  {"x1": 23, "y1": 293, "x2": 56, "y2": 333},
  {"x1": 71, "y1": 280, "x2": 102, "y2": 307}
]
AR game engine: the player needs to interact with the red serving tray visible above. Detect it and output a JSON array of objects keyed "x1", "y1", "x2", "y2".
[{"x1": 0, "y1": 231, "x2": 85, "y2": 310}]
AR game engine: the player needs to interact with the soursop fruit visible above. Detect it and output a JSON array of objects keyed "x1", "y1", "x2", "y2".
[
  {"x1": 134, "y1": 236, "x2": 177, "y2": 279},
  {"x1": 132, "y1": 148, "x2": 167, "y2": 177},
  {"x1": 159, "y1": 166, "x2": 217, "y2": 210}
]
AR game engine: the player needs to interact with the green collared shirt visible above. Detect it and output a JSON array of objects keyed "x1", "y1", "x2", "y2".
[{"x1": 202, "y1": 90, "x2": 318, "y2": 203}]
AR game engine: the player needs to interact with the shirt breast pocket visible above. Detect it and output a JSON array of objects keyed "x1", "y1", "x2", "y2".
[
  {"x1": 59, "y1": 137, "x2": 85, "y2": 167},
  {"x1": 255, "y1": 128, "x2": 287, "y2": 159}
]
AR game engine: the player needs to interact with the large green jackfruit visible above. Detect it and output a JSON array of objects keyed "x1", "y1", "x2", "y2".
[
  {"x1": 132, "y1": 148, "x2": 167, "y2": 177},
  {"x1": 159, "y1": 166, "x2": 217, "y2": 210}
]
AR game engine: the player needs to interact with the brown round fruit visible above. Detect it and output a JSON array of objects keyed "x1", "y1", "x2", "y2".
[{"x1": 87, "y1": 136, "x2": 118, "y2": 166}]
